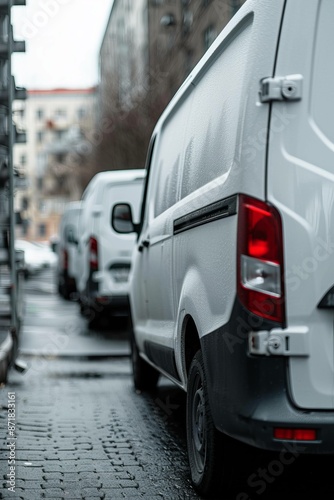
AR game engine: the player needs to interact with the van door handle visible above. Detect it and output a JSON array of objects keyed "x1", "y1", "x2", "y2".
[{"x1": 138, "y1": 237, "x2": 150, "y2": 252}]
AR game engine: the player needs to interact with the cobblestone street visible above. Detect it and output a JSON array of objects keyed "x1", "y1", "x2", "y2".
[
  {"x1": 0, "y1": 270, "x2": 200, "y2": 499},
  {"x1": 1, "y1": 357, "x2": 199, "y2": 499},
  {"x1": 1, "y1": 269, "x2": 334, "y2": 499}
]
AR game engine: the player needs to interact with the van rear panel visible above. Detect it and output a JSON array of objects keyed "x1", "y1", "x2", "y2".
[
  {"x1": 267, "y1": 0, "x2": 334, "y2": 409},
  {"x1": 97, "y1": 179, "x2": 144, "y2": 296}
]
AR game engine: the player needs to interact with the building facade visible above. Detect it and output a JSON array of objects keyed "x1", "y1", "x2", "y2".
[
  {"x1": 13, "y1": 88, "x2": 97, "y2": 241},
  {"x1": 100, "y1": 0, "x2": 246, "y2": 112},
  {"x1": 99, "y1": 0, "x2": 149, "y2": 114}
]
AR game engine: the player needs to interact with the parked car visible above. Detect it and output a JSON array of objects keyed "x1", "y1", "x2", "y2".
[
  {"x1": 112, "y1": 0, "x2": 334, "y2": 496},
  {"x1": 56, "y1": 201, "x2": 83, "y2": 299},
  {"x1": 31, "y1": 241, "x2": 58, "y2": 269},
  {"x1": 76, "y1": 169, "x2": 146, "y2": 328},
  {"x1": 15, "y1": 239, "x2": 46, "y2": 277}
]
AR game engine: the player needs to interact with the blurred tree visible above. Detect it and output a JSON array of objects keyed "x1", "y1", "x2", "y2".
[{"x1": 84, "y1": 0, "x2": 246, "y2": 189}]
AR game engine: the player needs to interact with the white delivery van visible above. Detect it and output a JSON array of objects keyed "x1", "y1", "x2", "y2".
[
  {"x1": 112, "y1": 0, "x2": 334, "y2": 496},
  {"x1": 77, "y1": 169, "x2": 146, "y2": 328},
  {"x1": 57, "y1": 201, "x2": 83, "y2": 299}
]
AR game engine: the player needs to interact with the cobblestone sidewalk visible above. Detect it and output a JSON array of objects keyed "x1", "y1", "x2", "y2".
[{"x1": 0, "y1": 358, "x2": 200, "y2": 500}]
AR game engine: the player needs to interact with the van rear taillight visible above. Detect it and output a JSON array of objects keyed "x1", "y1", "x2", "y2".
[
  {"x1": 237, "y1": 195, "x2": 285, "y2": 324},
  {"x1": 89, "y1": 236, "x2": 99, "y2": 271}
]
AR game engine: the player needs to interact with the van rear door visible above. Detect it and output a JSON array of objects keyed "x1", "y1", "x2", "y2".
[{"x1": 267, "y1": 0, "x2": 334, "y2": 409}]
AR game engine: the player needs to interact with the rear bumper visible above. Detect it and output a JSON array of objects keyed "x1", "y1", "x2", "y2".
[
  {"x1": 201, "y1": 298, "x2": 334, "y2": 453},
  {"x1": 81, "y1": 270, "x2": 130, "y2": 315},
  {"x1": 82, "y1": 293, "x2": 130, "y2": 317}
]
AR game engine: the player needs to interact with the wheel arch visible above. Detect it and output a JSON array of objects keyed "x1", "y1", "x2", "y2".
[{"x1": 181, "y1": 314, "x2": 201, "y2": 388}]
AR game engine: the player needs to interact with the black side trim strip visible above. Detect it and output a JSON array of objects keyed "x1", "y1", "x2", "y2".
[
  {"x1": 174, "y1": 195, "x2": 237, "y2": 235},
  {"x1": 144, "y1": 341, "x2": 180, "y2": 381}
]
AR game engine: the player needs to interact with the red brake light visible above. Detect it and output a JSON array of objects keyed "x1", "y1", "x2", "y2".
[
  {"x1": 89, "y1": 236, "x2": 98, "y2": 271},
  {"x1": 246, "y1": 205, "x2": 278, "y2": 260},
  {"x1": 237, "y1": 195, "x2": 285, "y2": 324},
  {"x1": 274, "y1": 428, "x2": 317, "y2": 441}
]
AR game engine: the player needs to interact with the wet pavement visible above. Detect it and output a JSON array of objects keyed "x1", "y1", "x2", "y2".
[
  {"x1": 0, "y1": 268, "x2": 200, "y2": 500},
  {"x1": 0, "y1": 268, "x2": 334, "y2": 499}
]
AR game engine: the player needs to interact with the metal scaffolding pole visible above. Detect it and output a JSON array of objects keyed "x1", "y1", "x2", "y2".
[{"x1": 0, "y1": 0, "x2": 26, "y2": 381}]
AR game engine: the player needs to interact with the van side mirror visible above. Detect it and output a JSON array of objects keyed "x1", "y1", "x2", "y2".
[{"x1": 112, "y1": 203, "x2": 137, "y2": 234}]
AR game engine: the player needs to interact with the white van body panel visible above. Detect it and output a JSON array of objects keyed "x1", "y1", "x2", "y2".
[
  {"x1": 130, "y1": 0, "x2": 286, "y2": 382},
  {"x1": 77, "y1": 169, "x2": 146, "y2": 306},
  {"x1": 267, "y1": 0, "x2": 334, "y2": 409}
]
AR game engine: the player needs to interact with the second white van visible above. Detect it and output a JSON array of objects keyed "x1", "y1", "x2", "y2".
[{"x1": 77, "y1": 169, "x2": 146, "y2": 328}]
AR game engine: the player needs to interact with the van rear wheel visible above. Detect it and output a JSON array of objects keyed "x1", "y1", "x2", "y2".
[
  {"x1": 187, "y1": 350, "x2": 242, "y2": 497},
  {"x1": 130, "y1": 334, "x2": 159, "y2": 392}
]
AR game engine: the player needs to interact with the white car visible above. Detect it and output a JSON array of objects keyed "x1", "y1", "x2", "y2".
[
  {"x1": 15, "y1": 240, "x2": 47, "y2": 277},
  {"x1": 31, "y1": 241, "x2": 58, "y2": 268}
]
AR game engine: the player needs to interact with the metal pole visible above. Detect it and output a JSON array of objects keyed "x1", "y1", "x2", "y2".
[{"x1": 8, "y1": 0, "x2": 17, "y2": 336}]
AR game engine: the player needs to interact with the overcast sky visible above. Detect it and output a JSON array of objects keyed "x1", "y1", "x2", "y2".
[{"x1": 12, "y1": 0, "x2": 114, "y2": 90}]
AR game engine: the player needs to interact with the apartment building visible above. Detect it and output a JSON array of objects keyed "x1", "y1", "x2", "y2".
[{"x1": 13, "y1": 88, "x2": 97, "y2": 241}]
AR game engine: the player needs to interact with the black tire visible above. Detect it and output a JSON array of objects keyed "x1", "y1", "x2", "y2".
[
  {"x1": 0, "y1": 359, "x2": 8, "y2": 384},
  {"x1": 87, "y1": 309, "x2": 101, "y2": 330},
  {"x1": 79, "y1": 299, "x2": 86, "y2": 316},
  {"x1": 187, "y1": 350, "x2": 243, "y2": 498},
  {"x1": 62, "y1": 288, "x2": 71, "y2": 301},
  {"x1": 130, "y1": 332, "x2": 159, "y2": 392}
]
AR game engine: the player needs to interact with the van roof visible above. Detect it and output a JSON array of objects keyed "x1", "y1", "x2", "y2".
[{"x1": 90, "y1": 169, "x2": 146, "y2": 185}]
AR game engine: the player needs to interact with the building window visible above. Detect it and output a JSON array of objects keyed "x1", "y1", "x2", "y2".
[
  {"x1": 38, "y1": 223, "x2": 46, "y2": 237},
  {"x1": 37, "y1": 131, "x2": 44, "y2": 143},
  {"x1": 22, "y1": 219, "x2": 29, "y2": 236},
  {"x1": 36, "y1": 109, "x2": 44, "y2": 120},
  {"x1": 55, "y1": 109, "x2": 66, "y2": 118},
  {"x1": 20, "y1": 154, "x2": 27, "y2": 166},
  {"x1": 37, "y1": 177, "x2": 43, "y2": 191},
  {"x1": 21, "y1": 197, "x2": 29, "y2": 210},
  {"x1": 77, "y1": 108, "x2": 86, "y2": 119},
  {"x1": 54, "y1": 153, "x2": 66, "y2": 164},
  {"x1": 54, "y1": 129, "x2": 67, "y2": 141},
  {"x1": 203, "y1": 25, "x2": 217, "y2": 52}
]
